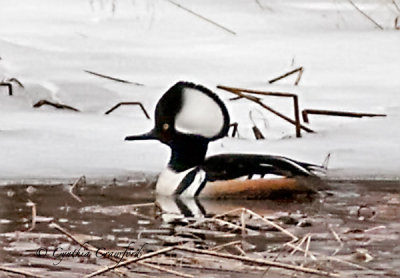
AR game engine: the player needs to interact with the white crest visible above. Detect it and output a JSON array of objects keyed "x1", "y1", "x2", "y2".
[{"x1": 175, "y1": 88, "x2": 225, "y2": 138}]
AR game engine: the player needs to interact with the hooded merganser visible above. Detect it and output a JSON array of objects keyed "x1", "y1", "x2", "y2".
[{"x1": 125, "y1": 81, "x2": 322, "y2": 199}]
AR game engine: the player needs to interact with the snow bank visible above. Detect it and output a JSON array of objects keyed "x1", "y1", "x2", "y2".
[{"x1": 0, "y1": 0, "x2": 399, "y2": 183}]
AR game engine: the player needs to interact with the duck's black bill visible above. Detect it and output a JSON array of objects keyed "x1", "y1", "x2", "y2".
[{"x1": 125, "y1": 130, "x2": 157, "y2": 141}]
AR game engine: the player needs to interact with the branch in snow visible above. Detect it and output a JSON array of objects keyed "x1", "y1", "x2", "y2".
[
  {"x1": 105, "y1": 102, "x2": 151, "y2": 119},
  {"x1": 218, "y1": 85, "x2": 311, "y2": 138},
  {"x1": 33, "y1": 100, "x2": 80, "y2": 112}
]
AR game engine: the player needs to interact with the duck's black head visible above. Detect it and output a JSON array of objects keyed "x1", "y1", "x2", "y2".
[{"x1": 125, "y1": 81, "x2": 230, "y2": 171}]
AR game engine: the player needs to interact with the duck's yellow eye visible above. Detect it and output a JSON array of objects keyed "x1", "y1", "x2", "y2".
[{"x1": 163, "y1": 123, "x2": 169, "y2": 130}]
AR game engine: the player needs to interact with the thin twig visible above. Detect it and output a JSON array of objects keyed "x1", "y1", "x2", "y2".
[
  {"x1": 0, "y1": 83, "x2": 13, "y2": 96},
  {"x1": 347, "y1": 0, "x2": 384, "y2": 30},
  {"x1": 164, "y1": 0, "x2": 236, "y2": 35},
  {"x1": 176, "y1": 246, "x2": 340, "y2": 277},
  {"x1": 269, "y1": 67, "x2": 304, "y2": 85},
  {"x1": 244, "y1": 209, "x2": 298, "y2": 241},
  {"x1": 285, "y1": 242, "x2": 367, "y2": 270},
  {"x1": 0, "y1": 266, "x2": 45, "y2": 278},
  {"x1": 229, "y1": 122, "x2": 239, "y2": 138},
  {"x1": 105, "y1": 102, "x2": 151, "y2": 119},
  {"x1": 69, "y1": 176, "x2": 86, "y2": 203},
  {"x1": 84, "y1": 247, "x2": 176, "y2": 278},
  {"x1": 217, "y1": 85, "x2": 312, "y2": 135},
  {"x1": 393, "y1": 0, "x2": 400, "y2": 13},
  {"x1": 33, "y1": 100, "x2": 80, "y2": 112},
  {"x1": 8, "y1": 78, "x2": 24, "y2": 88},
  {"x1": 289, "y1": 234, "x2": 309, "y2": 256},
  {"x1": 211, "y1": 240, "x2": 242, "y2": 251},
  {"x1": 329, "y1": 226, "x2": 343, "y2": 256},
  {"x1": 26, "y1": 200, "x2": 37, "y2": 232},
  {"x1": 302, "y1": 109, "x2": 386, "y2": 123},
  {"x1": 304, "y1": 235, "x2": 312, "y2": 259},
  {"x1": 51, "y1": 223, "x2": 188, "y2": 278},
  {"x1": 85, "y1": 70, "x2": 144, "y2": 86}
]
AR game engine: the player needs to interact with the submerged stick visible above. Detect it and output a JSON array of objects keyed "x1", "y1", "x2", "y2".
[
  {"x1": 347, "y1": 0, "x2": 384, "y2": 30},
  {"x1": 164, "y1": 0, "x2": 236, "y2": 35},
  {"x1": 84, "y1": 70, "x2": 144, "y2": 86}
]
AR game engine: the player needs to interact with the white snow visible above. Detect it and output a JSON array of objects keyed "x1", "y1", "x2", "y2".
[{"x1": 0, "y1": 0, "x2": 399, "y2": 183}]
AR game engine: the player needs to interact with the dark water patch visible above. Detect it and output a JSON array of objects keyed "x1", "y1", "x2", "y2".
[{"x1": 0, "y1": 179, "x2": 399, "y2": 277}]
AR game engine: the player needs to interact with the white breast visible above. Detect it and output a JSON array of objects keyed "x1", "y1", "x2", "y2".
[{"x1": 155, "y1": 167, "x2": 206, "y2": 197}]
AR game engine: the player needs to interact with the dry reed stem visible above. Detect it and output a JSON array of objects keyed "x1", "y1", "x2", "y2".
[
  {"x1": 33, "y1": 100, "x2": 80, "y2": 112},
  {"x1": 175, "y1": 246, "x2": 340, "y2": 277},
  {"x1": 329, "y1": 226, "x2": 344, "y2": 256},
  {"x1": 84, "y1": 246, "x2": 176, "y2": 278},
  {"x1": 234, "y1": 245, "x2": 247, "y2": 256},
  {"x1": 8, "y1": 78, "x2": 24, "y2": 88},
  {"x1": 105, "y1": 102, "x2": 150, "y2": 119},
  {"x1": 217, "y1": 85, "x2": 313, "y2": 135},
  {"x1": 0, "y1": 266, "x2": 45, "y2": 278},
  {"x1": 244, "y1": 209, "x2": 298, "y2": 241},
  {"x1": 285, "y1": 242, "x2": 367, "y2": 270},
  {"x1": 269, "y1": 67, "x2": 304, "y2": 86},
  {"x1": 393, "y1": 0, "x2": 400, "y2": 12},
  {"x1": 26, "y1": 200, "x2": 36, "y2": 232},
  {"x1": 347, "y1": 0, "x2": 384, "y2": 29},
  {"x1": 0, "y1": 83, "x2": 13, "y2": 96},
  {"x1": 304, "y1": 235, "x2": 312, "y2": 259},
  {"x1": 84, "y1": 70, "x2": 144, "y2": 86},
  {"x1": 211, "y1": 240, "x2": 242, "y2": 251},
  {"x1": 69, "y1": 176, "x2": 85, "y2": 203},
  {"x1": 164, "y1": 0, "x2": 236, "y2": 35},
  {"x1": 289, "y1": 233, "x2": 309, "y2": 256},
  {"x1": 51, "y1": 223, "x2": 189, "y2": 278}
]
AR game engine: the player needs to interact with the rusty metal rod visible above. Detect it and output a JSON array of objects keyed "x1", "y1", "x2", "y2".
[
  {"x1": 302, "y1": 109, "x2": 387, "y2": 123},
  {"x1": 105, "y1": 102, "x2": 150, "y2": 119}
]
